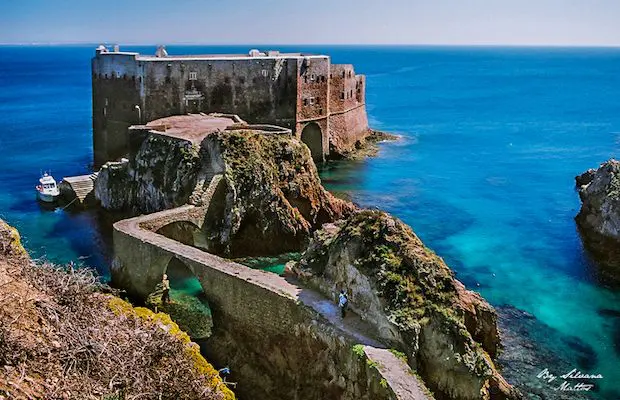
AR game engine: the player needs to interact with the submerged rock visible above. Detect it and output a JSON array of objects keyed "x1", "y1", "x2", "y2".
[
  {"x1": 292, "y1": 210, "x2": 521, "y2": 400},
  {"x1": 575, "y1": 159, "x2": 620, "y2": 281}
]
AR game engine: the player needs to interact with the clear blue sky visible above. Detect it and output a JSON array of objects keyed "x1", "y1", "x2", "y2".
[{"x1": 1, "y1": 0, "x2": 619, "y2": 46}]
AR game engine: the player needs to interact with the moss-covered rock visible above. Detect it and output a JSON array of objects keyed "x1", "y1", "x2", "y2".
[
  {"x1": 202, "y1": 130, "x2": 355, "y2": 256},
  {"x1": 293, "y1": 210, "x2": 521, "y2": 400}
]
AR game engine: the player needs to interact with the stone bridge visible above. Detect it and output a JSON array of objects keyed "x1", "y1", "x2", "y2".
[{"x1": 111, "y1": 177, "x2": 429, "y2": 400}]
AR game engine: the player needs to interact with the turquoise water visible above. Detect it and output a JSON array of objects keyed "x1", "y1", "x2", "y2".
[{"x1": 1, "y1": 45, "x2": 619, "y2": 398}]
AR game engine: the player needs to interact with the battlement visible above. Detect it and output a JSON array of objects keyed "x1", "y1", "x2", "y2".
[{"x1": 91, "y1": 45, "x2": 369, "y2": 167}]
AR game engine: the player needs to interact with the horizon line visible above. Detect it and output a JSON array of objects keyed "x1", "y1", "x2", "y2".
[{"x1": 1, "y1": 42, "x2": 620, "y2": 49}]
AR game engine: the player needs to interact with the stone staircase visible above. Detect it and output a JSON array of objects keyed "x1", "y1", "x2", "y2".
[
  {"x1": 59, "y1": 172, "x2": 98, "y2": 207},
  {"x1": 189, "y1": 153, "x2": 217, "y2": 206}
]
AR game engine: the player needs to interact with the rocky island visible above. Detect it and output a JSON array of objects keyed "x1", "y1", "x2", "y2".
[
  {"x1": 3, "y1": 46, "x2": 525, "y2": 400},
  {"x1": 85, "y1": 109, "x2": 521, "y2": 399},
  {"x1": 575, "y1": 159, "x2": 620, "y2": 282}
]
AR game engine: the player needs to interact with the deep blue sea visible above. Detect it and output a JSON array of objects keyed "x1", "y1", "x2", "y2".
[{"x1": 1, "y1": 45, "x2": 619, "y2": 398}]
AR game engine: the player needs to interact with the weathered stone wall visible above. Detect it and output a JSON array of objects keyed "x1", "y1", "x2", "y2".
[
  {"x1": 329, "y1": 64, "x2": 361, "y2": 113},
  {"x1": 329, "y1": 104, "x2": 370, "y2": 155},
  {"x1": 142, "y1": 58, "x2": 300, "y2": 127},
  {"x1": 327, "y1": 64, "x2": 369, "y2": 155},
  {"x1": 112, "y1": 215, "x2": 427, "y2": 400},
  {"x1": 91, "y1": 53, "x2": 143, "y2": 166},
  {"x1": 296, "y1": 57, "x2": 329, "y2": 122}
]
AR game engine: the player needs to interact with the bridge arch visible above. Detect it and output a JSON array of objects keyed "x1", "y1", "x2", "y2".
[
  {"x1": 300, "y1": 122, "x2": 324, "y2": 162},
  {"x1": 162, "y1": 255, "x2": 213, "y2": 339},
  {"x1": 156, "y1": 220, "x2": 201, "y2": 247}
]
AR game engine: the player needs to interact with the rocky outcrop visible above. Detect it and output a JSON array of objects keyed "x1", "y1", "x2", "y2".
[
  {"x1": 97, "y1": 128, "x2": 354, "y2": 257},
  {"x1": 292, "y1": 210, "x2": 521, "y2": 400},
  {"x1": 0, "y1": 219, "x2": 234, "y2": 400},
  {"x1": 329, "y1": 129, "x2": 400, "y2": 160},
  {"x1": 95, "y1": 134, "x2": 201, "y2": 213},
  {"x1": 575, "y1": 159, "x2": 620, "y2": 279},
  {"x1": 202, "y1": 130, "x2": 355, "y2": 256}
]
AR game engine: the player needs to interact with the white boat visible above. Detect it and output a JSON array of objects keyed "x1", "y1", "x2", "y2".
[{"x1": 36, "y1": 173, "x2": 60, "y2": 203}]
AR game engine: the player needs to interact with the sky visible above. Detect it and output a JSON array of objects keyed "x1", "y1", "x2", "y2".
[{"x1": 1, "y1": 0, "x2": 619, "y2": 46}]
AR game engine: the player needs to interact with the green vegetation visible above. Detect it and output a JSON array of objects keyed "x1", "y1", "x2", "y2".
[
  {"x1": 388, "y1": 349, "x2": 408, "y2": 364},
  {"x1": 352, "y1": 344, "x2": 366, "y2": 359}
]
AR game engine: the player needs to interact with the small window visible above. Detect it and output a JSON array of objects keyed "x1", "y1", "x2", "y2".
[
  {"x1": 311, "y1": 74, "x2": 315, "y2": 81},
  {"x1": 189, "y1": 72, "x2": 197, "y2": 80},
  {"x1": 341, "y1": 92, "x2": 345, "y2": 100},
  {"x1": 309, "y1": 98, "x2": 315, "y2": 105},
  {"x1": 304, "y1": 76, "x2": 307, "y2": 83},
  {"x1": 303, "y1": 99, "x2": 308, "y2": 106},
  {"x1": 116, "y1": 71, "x2": 121, "y2": 78},
  {"x1": 261, "y1": 69, "x2": 268, "y2": 77},
  {"x1": 349, "y1": 71, "x2": 352, "y2": 78},
  {"x1": 316, "y1": 97, "x2": 320, "y2": 103},
  {"x1": 318, "y1": 108, "x2": 323, "y2": 114},
  {"x1": 342, "y1": 71, "x2": 345, "y2": 78},
  {"x1": 350, "y1": 90, "x2": 353, "y2": 97}
]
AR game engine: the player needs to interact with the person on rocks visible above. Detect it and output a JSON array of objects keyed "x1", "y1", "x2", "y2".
[
  {"x1": 338, "y1": 289, "x2": 348, "y2": 318},
  {"x1": 161, "y1": 274, "x2": 170, "y2": 304}
]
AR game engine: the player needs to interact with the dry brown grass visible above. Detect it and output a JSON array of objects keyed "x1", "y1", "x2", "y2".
[{"x1": 0, "y1": 220, "x2": 233, "y2": 400}]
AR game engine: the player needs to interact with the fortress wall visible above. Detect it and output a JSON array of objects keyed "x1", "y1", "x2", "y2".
[
  {"x1": 296, "y1": 57, "x2": 330, "y2": 122},
  {"x1": 142, "y1": 58, "x2": 300, "y2": 128},
  {"x1": 329, "y1": 64, "x2": 361, "y2": 113},
  {"x1": 356, "y1": 74, "x2": 366, "y2": 104},
  {"x1": 328, "y1": 104, "x2": 370, "y2": 154},
  {"x1": 326, "y1": 64, "x2": 368, "y2": 154},
  {"x1": 92, "y1": 54, "x2": 144, "y2": 166},
  {"x1": 112, "y1": 217, "x2": 403, "y2": 400}
]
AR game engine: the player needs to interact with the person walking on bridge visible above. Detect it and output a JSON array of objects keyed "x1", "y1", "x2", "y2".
[
  {"x1": 338, "y1": 289, "x2": 348, "y2": 318},
  {"x1": 161, "y1": 274, "x2": 170, "y2": 304}
]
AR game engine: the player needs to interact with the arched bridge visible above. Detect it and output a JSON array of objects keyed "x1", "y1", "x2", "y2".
[{"x1": 111, "y1": 177, "x2": 429, "y2": 400}]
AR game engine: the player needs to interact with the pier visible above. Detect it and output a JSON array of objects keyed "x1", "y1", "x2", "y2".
[{"x1": 59, "y1": 172, "x2": 98, "y2": 207}]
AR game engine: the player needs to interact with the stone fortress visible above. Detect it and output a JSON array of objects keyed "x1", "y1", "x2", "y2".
[{"x1": 91, "y1": 45, "x2": 369, "y2": 167}]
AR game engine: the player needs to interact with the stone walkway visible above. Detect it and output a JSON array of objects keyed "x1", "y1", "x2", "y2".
[{"x1": 115, "y1": 208, "x2": 430, "y2": 399}]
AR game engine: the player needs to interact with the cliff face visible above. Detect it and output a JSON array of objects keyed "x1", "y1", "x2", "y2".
[
  {"x1": 575, "y1": 159, "x2": 620, "y2": 279},
  {"x1": 0, "y1": 219, "x2": 234, "y2": 400},
  {"x1": 97, "y1": 128, "x2": 354, "y2": 257},
  {"x1": 201, "y1": 130, "x2": 355, "y2": 256},
  {"x1": 95, "y1": 133, "x2": 201, "y2": 213},
  {"x1": 293, "y1": 210, "x2": 520, "y2": 400}
]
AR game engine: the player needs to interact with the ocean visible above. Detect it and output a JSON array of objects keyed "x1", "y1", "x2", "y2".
[{"x1": 1, "y1": 44, "x2": 619, "y2": 398}]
